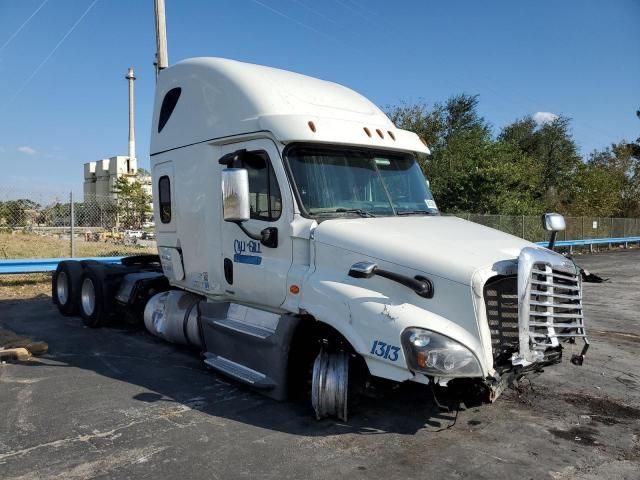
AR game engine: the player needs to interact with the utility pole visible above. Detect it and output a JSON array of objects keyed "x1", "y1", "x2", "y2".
[
  {"x1": 125, "y1": 67, "x2": 136, "y2": 168},
  {"x1": 154, "y1": 0, "x2": 169, "y2": 78},
  {"x1": 70, "y1": 191, "x2": 75, "y2": 258}
]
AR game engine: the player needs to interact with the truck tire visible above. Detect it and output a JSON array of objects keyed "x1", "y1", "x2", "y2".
[
  {"x1": 78, "y1": 268, "x2": 109, "y2": 328},
  {"x1": 52, "y1": 261, "x2": 82, "y2": 316}
]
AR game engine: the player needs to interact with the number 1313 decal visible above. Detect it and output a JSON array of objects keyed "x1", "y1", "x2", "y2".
[{"x1": 370, "y1": 340, "x2": 400, "y2": 362}]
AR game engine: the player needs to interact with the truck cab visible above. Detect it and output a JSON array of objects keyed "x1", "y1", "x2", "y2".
[{"x1": 54, "y1": 57, "x2": 587, "y2": 421}]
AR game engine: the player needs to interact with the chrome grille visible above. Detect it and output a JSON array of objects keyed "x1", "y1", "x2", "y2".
[
  {"x1": 513, "y1": 247, "x2": 588, "y2": 366},
  {"x1": 485, "y1": 247, "x2": 588, "y2": 368},
  {"x1": 527, "y1": 263, "x2": 586, "y2": 350}
]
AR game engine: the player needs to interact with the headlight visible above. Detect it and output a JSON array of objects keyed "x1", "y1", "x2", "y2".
[{"x1": 401, "y1": 328, "x2": 482, "y2": 377}]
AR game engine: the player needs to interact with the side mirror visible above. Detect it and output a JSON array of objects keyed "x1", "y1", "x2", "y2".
[
  {"x1": 542, "y1": 213, "x2": 566, "y2": 232},
  {"x1": 220, "y1": 166, "x2": 278, "y2": 248},
  {"x1": 222, "y1": 168, "x2": 250, "y2": 222},
  {"x1": 541, "y1": 213, "x2": 565, "y2": 251}
]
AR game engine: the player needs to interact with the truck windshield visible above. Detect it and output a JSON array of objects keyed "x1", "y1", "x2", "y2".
[{"x1": 286, "y1": 146, "x2": 438, "y2": 217}]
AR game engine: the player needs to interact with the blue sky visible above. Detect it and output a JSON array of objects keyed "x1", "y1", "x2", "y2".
[{"x1": 0, "y1": 0, "x2": 638, "y2": 198}]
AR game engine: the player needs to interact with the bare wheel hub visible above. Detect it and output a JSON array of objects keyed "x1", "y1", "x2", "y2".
[
  {"x1": 81, "y1": 278, "x2": 96, "y2": 316},
  {"x1": 56, "y1": 271, "x2": 68, "y2": 305},
  {"x1": 312, "y1": 350, "x2": 349, "y2": 421}
]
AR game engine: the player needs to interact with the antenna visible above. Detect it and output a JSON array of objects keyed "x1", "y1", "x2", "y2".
[{"x1": 154, "y1": 0, "x2": 169, "y2": 78}]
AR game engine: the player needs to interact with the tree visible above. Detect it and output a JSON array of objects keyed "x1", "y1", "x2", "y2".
[
  {"x1": 499, "y1": 116, "x2": 582, "y2": 213},
  {"x1": 386, "y1": 94, "x2": 496, "y2": 212},
  {"x1": 583, "y1": 142, "x2": 640, "y2": 217},
  {"x1": 0, "y1": 199, "x2": 41, "y2": 226},
  {"x1": 112, "y1": 177, "x2": 152, "y2": 229}
]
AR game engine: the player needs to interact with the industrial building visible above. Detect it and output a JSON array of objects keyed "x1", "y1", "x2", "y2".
[{"x1": 82, "y1": 67, "x2": 152, "y2": 206}]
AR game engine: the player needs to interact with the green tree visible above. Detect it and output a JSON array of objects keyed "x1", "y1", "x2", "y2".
[
  {"x1": 584, "y1": 142, "x2": 640, "y2": 217},
  {"x1": 499, "y1": 116, "x2": 582, "y2": 213},
  {"x1": 0, "y1": 199, "x2": 41, "y2": 226},
  {"x1": 387, "y1": 94, "x2": 496, "y2": 212},
  {"x1": 112, "y1": 177, "x2": 152, "y2": 229}
]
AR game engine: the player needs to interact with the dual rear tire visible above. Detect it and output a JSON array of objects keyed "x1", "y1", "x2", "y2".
[{"x1": 52, "y1": 261, "x2": 108, "y2": 327}]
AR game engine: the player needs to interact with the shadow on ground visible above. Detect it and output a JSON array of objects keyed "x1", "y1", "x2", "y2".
[{"x1": 1, "y1": 296, "x2": 479, "y2": 437}]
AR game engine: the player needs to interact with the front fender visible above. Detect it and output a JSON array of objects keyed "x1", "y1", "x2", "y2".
[{"x1": 299, "y1": 271, "x2": 489, "y2": 382}]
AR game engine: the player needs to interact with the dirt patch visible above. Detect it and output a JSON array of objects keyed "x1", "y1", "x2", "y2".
[
  {"x1": 590, "y1": 329, "x2": 640, "y2": 344},
  {"x1": 561, "y1": 392, "x2": 640, "y2": 425},
  {"x1": 549, "y1": 425, "x2": 599, "y2": 445},
  {"x1": 0, "y1": 274, "x2": 51, "y2": 301}
]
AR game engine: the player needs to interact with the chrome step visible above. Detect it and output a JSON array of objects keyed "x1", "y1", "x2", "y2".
[
  {"x1": 203, "y1": 353, "x2": 274, "y2": 389},
  {"x1": 213, "y1": 318, "x2": 274, "y2": 339}
]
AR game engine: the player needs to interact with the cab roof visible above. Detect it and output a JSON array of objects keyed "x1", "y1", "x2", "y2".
[{"x1": 150, "y1": 57, "x2": 429, "y2": 156}]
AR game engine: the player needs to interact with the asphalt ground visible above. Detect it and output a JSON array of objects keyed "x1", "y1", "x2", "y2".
[{"x1": 1, "y1": 250, "x2": 639, "y2": 480}]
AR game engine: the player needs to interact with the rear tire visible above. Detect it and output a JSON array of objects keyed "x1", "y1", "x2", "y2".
[
  {"x1": 78, "y1": 268, "x2": 108, "y2": 328},
  {"x1": 52, "y1": 261, "x2": 82, "y2": 316}
]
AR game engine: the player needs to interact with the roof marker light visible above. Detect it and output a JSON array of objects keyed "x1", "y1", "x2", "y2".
[
  {"x1": 388, "y1": 131, "x2": 396, "y2": 141},
  {"x1": 376, "y1": 129, "x2": 384, "y2": 139},
  {"x1": 363, "y1": 127, "x2": 372, "y2": 137},
  {"x1": 308, "y1": 121, "x2": 316, "y2": 133}
]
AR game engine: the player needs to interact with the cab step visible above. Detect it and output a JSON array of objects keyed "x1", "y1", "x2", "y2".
[
  {"x1": 213, "y1": 318, "x2": 274, "y2": 339},
  {"x1": 203, "y1": 353, "x2": 275, "y2": 389}
]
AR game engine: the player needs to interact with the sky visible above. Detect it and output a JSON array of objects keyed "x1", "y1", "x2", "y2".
[{"x1": 0, "y1": 0, "x2": 638, "y2": 199}]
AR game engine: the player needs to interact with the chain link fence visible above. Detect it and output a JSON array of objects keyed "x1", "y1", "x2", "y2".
[
  {"x1": 457, "y1": 213, "x2": 640, "y2": 243},
  {"x1": 1, "y1": 188, "x2": 639, "y2": 295},
  {"x1": 0, "y1": 189, "x2": 155, "y2": 296}
]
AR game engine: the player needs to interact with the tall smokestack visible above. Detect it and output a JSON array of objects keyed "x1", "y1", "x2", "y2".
[{"x1": 125, "y1": 67, "x2": 136, "y2": 166}]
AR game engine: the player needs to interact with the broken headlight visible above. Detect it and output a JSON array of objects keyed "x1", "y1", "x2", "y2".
[{"x1": 401, "y1": 328, "x2": 482, "y2": 377}]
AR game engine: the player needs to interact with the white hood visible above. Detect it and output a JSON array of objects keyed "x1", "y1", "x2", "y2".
[{"x1": 312, "y1": 216, "x2": 534, "y2": 285}]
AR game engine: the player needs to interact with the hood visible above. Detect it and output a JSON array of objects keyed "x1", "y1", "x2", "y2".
[{"x1": 312, "y1": 216, "x2": 535, "y2": 285}]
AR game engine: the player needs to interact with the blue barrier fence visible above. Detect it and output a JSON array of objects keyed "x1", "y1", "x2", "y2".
[
  {"x1": 0, "y1": 257, "x2": 123, "y2": 275},
  {"x1": 535, "y1": 236, "x2": 640, "y2": 248},
  {"x1": 1, "y1": 235, "x2": 639, "y2": 276}
]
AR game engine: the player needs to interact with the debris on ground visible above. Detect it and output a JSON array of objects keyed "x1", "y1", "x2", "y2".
[{"x1": 0, "y1": 327, "x2": 48, "y2": 358}]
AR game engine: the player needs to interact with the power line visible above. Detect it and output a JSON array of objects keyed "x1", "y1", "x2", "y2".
[
  {"x1": 288, "y1": 0, "x2": 342, "y2": 27},
  {"x1": 250, "y1": 0, "x2": 336, "y2": 42},
  {"x1": 0, "y1": 0, "x2": 50, "y2": 54},
  {"x1": 6, "y1": 0, "x2": 100, "y2": 107}
]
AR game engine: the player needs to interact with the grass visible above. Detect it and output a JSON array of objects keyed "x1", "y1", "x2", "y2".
[
  {"x1": 0, "y1": 232, "x2": 155, "y2": 259},
  {"x1": 0, "y1": 273, "x2": 50, "y2": 301},
  {"x1": 0, "y1": 232, "x2": 156, "y2": 300}
]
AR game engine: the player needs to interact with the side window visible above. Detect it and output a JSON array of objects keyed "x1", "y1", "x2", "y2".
[
  {"x1": 158, "y1": 88, "x2": 181, "y2": 133},
  {"x1": 158, "y1": 176, "x2": 171, "y2": 223},
  {"x1": 242, "y1": 151, "x2": 282, "y2": 221}
]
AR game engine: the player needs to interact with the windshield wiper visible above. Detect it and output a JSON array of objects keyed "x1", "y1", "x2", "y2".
[
  {"x1": 311, "y1": 208, "x2": 377, "y2": 218},
  {"x1": 396, "y1": 210, "x2": 437, "y2": 216}
]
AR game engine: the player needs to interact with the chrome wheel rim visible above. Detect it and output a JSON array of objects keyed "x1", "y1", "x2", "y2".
[
  {"x1": 56, "y1": 271, "x2": 68, "y2": 305},
  {"x1": 81, "y1": 278, "x2": 96, "y2": 316}
]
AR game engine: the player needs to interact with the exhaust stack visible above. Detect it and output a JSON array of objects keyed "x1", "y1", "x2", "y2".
[{"x1": 125, "y1": 67, "x2": 136, "y2": 166}]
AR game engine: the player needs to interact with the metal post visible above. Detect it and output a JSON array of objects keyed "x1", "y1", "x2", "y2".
[
  {"x1": 521, "y1": 215, "x2": 525, "y2": 239},
  {"x1": 70, "y1": 191, "x2": 75, "y2": 258},
  {"x1": 154, "y1": 0, "x2": 169, "y2": 77}
]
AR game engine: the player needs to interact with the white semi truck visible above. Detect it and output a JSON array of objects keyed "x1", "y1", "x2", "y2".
[{"x1": 52, "y1": 57, "x2": 588, "y2": 420}]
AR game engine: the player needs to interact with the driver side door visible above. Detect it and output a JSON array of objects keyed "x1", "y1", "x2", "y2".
[{"x1": 219, "y1": 139, "x2": 293, "y2": 309}]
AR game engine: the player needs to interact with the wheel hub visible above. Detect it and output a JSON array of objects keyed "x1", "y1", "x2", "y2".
[
  {"x1": 81, "y1": 278, "x2": 96, "y2": 316},
  {"x1": 56, "y1": 271, "x2": 68, "y2": 305}
]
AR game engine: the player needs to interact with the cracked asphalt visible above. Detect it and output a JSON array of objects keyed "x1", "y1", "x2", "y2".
[{"x1": 1, "y1": 250, "x2": 639, "y2": 479}]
